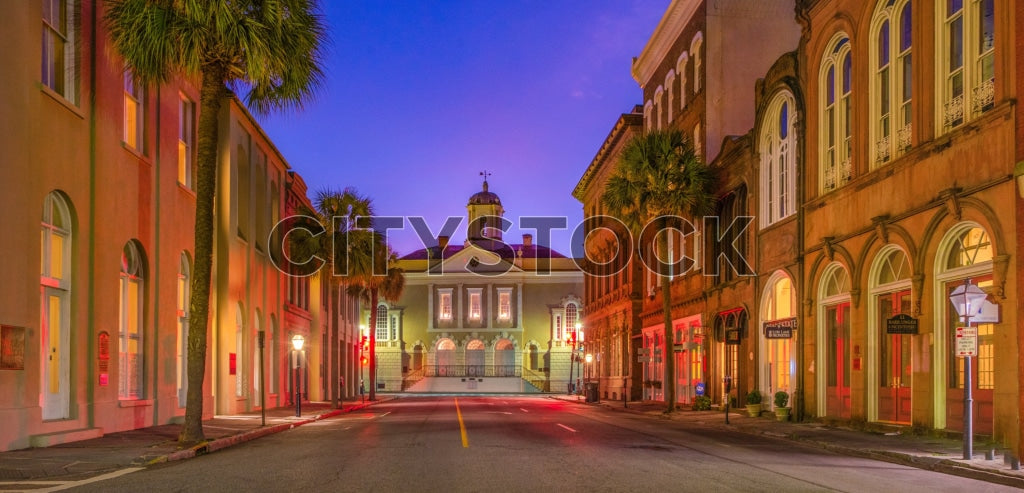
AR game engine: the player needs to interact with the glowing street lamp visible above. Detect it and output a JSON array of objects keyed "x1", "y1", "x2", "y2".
[
  {"x1": 291, "y1": 334, "x2": 305, "y2": 417},
  {"x1": 948, "y1": 279, "x2": 987, "y2": 460},
  {"x1": 584, "y1": 353, "x2": 593, "y2": 385}
]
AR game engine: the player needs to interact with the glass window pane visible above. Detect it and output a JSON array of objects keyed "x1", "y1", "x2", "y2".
[
  {"x1": 979, "y1": 0, "x2": 994, "y2": 52},
  {"x1": 949, "y1": 17, "x2": 963, "y2": 70},
  {"x1": 878, "y1": 21, "x2": 890, "y2": 67},
  {"x1": 900, "y1": 4, "x2": 912, "y2": 52},
  {"x1": 842, "y1": 53, "x2": 852, "y2": 93},
  {"x1": 779, "y1": 102, "x2": 788, "y2": 139},
  {"x1": 948, "y1": 0, "x2": 962, "y2": 15},
  {"x1": 50, "y1": 233, "x2": 63, "y2": 280},
  {"x1": 827, "y1": 66, "x2": 835, "y2": 104}
]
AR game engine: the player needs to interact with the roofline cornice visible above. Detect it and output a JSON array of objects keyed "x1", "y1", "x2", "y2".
[
  {"x1": 572, "y1": 111, "x2": 643, "y2": 201},
  {"x1": 631, "y1": 0, "x2": 700, "y2": 87}
]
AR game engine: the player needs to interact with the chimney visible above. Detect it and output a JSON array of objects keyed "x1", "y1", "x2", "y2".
[
  {"x1": 522, "y1": 234, "x2": 533, "y2": 247},
  {"x1": 438, "y1": 235, "x2": 450, "y2": 250}
]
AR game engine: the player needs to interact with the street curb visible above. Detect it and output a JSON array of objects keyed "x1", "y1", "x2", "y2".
[
  {"x1": 556, "y1": 397, "x2": 1024, "y2": 489},
  {"x1": 145, "y1": 400, "x2": 383, "y2": 466}
]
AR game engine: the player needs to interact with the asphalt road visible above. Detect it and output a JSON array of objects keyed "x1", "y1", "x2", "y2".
[{"x1": 69, "y1": 395, "x2": 1015, "y2": 492}]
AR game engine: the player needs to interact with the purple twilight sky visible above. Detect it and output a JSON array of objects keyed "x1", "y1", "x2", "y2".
[{"x1": 257, "y1": 1, "x2": 670, "y2": 256}]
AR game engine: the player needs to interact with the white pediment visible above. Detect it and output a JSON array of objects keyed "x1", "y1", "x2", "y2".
[{"x1": 430, "y1": 243, "x2": 522, "y2": 275}]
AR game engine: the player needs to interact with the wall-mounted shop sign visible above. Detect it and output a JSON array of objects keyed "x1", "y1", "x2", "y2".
[
  {"x1": 763, "y1": 318, "x2": 797, "y2": 339},
  {"x1": 886, "y1": 314, "x2": 919, "y2": 334}
]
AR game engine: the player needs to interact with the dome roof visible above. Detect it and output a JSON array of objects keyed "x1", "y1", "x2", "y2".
[{"x1": 468, "y1": 180, "x2": 501, "y2": 206}]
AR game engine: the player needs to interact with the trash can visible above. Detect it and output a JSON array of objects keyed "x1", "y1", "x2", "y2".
[{"x1": 585, "y1": 382, "x2": 599, "y2": 403}]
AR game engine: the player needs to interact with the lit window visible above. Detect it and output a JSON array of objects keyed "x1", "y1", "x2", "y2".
[
  {"x1": 119, "y1": 241, "x2": 145, "y2": 400},
  {"x1": 42, "y1": 0, "x2": 77, "y2": 103},
  {"x1": 665, "y1": 71, "x2": 676, "y2": 123},
  {"x1": 498, "y1": 291, "x2": 511, "y2": 320},
  {"x1": 178, "y1": 96, "x2": 196, "y2": 188},
  {"x1": 654, "y1": 86, "x2": 664, "y2": 130},
  {"x1": 176, "y1": 253, "x2": 190, "y2": 407},
  {"x1": 376, "y1": 305, "x2": 388, "y2": 341},
  {"x1": 677, "y1": 52, "x2": 689, "y2": 109},
  {"x1": 469, "y1": 292, "x2": 481, "y2": 320},
  {"x1": 439, "y1": 291, "x2": 452, "y2": 320},
  {"x1": 124, "y1": 72, "x2": 144, "y2": 151}
]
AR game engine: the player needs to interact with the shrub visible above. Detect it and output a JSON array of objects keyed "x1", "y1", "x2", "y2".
[
  {"x1": 692, "y1": 395, "x2": 712, "y2": 411},
  {"x1": 746, "y1": 389, "x2": 762, "y2": 404},
  {"x1": 774, "y1": 390, "x2": 789, "y2": 408}
]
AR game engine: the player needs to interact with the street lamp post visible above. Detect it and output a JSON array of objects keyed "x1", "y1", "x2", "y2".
[
  {"x1": 949, "y1": 279, "x2": 987, "y2": 460},
  {"x1": 585, "y1": 353, "x2": 593, "y2": 385},
  {"x1": 291, "y1": 334, "x2": 305, "y2": 417},
  {"x1": 359, "y1": 325, "x2": 368, "y2": 404}
]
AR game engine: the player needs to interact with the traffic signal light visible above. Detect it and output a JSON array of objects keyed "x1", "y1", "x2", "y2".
[{"x1": 360, "y1": 335, "x2": 369, "y2": 352}]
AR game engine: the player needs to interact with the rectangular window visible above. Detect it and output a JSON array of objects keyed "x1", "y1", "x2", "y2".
[
  {"x1": 178, "y1": 96, "x2": 196, "y2": 188},
  {"x1": 42, "y1": 0, "x2": 76, "y2": 103},
  {"x1": 124, "y1": 72, "x2": 144, "y2": 151},
  {"x1": 468, "y1": 292, "x2": 481, "y2": 320},
  {"x1": 439, "y1": 291, "x2": 452, "y2": 320},
  {"x1": 498, "y1": 291, "x2": 511, "y2": 320}
]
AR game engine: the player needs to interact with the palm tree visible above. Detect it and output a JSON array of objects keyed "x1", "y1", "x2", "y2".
[
  {"x1": 296, "y1": 189, "x2": 405, "y2": 403},
  {"x1": 104, "y1": 0, "x2": 327, "y2": 443},
  {"x1": 346, "y1": 243, "x2": 405, "y2": 402},
  {"x1": 601, "y1": 129, "x2": 715, "y2": 412}
]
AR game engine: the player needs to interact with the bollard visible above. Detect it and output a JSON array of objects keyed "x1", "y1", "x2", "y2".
[{"x1": 985, "y1": 448, "x2": 995, "y2": 460}]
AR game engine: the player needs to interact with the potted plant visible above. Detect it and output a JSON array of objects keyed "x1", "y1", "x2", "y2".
[
  {"x1": 774, "y1": 391, "x2": 791, "y2": 421},
  {"x1": 745, "y1": 390, "x2": 762, "y2": 417}
]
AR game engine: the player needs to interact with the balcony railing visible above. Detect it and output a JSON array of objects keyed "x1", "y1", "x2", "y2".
[{"x1": 425, "y1": 365, "x2": 522, "y2": 377}]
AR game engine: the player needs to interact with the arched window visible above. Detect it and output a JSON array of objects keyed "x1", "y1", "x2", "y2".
[
  {"x1": 665, "y1": 71, "x2": 676, "y2": 124},
  {"x1": 644, "y1": 100, "x2": 654, "y2": 130},
  {"x1": 41, "y1": 192, "x2": 73, "y2": 419},
  {"x1": 690, "y1": 32, "x2": 703, "y2": 93},
  {"x1": 821, "y1": 34, "x2": 853, "y2": 192},
  {"x1": 119, "y1": 241, "x2": 145, "y2": 400},
  {"x1": 376, "y1": 304, "x2": 388, "y2": 341},
  {"x1": 872, "y1": 1, "x2": 913, "y2": 165},
  {"x1": 565, "y1": 303, "x2": 579, "y2": 334},
  {"x1": 677, "y1": 52, "x2": 689, "y2": 109},
  {"x1": 760, "y1": 91, "x2": 797, "y2": 227},
  {"x1": 938, "y1": 0, "x2": 995, "y2": 131},
  {"x1": 654, "y1": 86, "x2": 665, "y2": 130},
  {"x1": 693, "y1": 123, "x2": 702, "y2": 159},
  {"x1": 177, "y1": 253, "x2": 190, "y2": 407}
]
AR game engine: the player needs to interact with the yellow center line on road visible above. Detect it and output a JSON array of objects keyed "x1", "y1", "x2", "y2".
[{"x1": 455, "y1": 398, "x2": 469, "y2": 448}]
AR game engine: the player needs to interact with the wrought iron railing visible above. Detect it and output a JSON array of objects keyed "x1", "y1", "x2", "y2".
[{"x1": 425, "y1": 365, "x2": 522, "y2": 377}]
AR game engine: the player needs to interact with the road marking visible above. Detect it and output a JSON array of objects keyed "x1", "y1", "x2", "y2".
[
  {"x1": 31, "y1": 467, "x2": 144, "y2": 492},
  {"x1": 455, "y1": 398, "x2": 469, "y2": 448},
  {"x1": 557, "y1": 423, "x2": 577, "y2": 433},
  {"x1": 520, "y1": 408, "x2": 529, "y2": 413},
  {"x1": 379, "y1": 411, "x2": 392, "y2": 418}
]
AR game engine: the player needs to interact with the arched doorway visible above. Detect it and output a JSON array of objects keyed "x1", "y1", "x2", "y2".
[
  {"x1": 494, "y1": 339, "x2": 514, "y2": 376},
  {"x1": 760, "y1": 272, "x2": 796, "y2": 410},
  {"x1": 528, "y1": 344, "x2": 539, "y2": 371},
  {"x1": 936, "y1": 223, "x2": 995, "y2": 434},
  {"x1": 41, "y1": 192, "x2": 72, "y2": 420},
  {"x1": 869, "y1": 246, "x2": 912, "y2": 424},
  {"x1": 436, "y1": 338, "x2": 455, "y2": 376},
  {"x1": 713, "y1": 310, "x2": 746, "y2": 406},
  {"x1": 818, "y1": 263, "x2": 851, "y2": 419},
  {"x1": 466, "y1": 339, "x2": 484, "y2": 376}
]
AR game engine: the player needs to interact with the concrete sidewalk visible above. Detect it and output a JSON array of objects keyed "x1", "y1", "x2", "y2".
[
  {"x1": 0, "y1": 397, "x2": 388, "y2": 484},
  {"x1": 553, "y1": 394, "x2": 1024, "y2": 489}
]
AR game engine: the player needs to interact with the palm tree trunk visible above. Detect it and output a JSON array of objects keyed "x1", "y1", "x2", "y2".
[
  {"x1": 368, "y1": 289, "x2": 379, "y2": 401},
  {"x1": 181, "y1": 66, "x2": 227, "y2": 444},
  {"x1": 659, "y1": 223, "x2": 676, "y2": 412}
]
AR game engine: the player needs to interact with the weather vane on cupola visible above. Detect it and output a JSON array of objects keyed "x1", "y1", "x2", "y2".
[{"x1": 480, "y1": 170, "x2": 492, "y2": 191}]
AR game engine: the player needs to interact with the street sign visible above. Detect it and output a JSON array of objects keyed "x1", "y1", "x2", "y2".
[
  {"x1": 955, "y1": 326, "x2": 977, "y2": 357},
  {"x1": 695, "y1": 382, "x2": 705, "y2": 396},
  {"x1": 725, "y1": 329, "x2": 741, "y2": 345}
]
